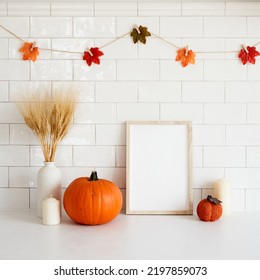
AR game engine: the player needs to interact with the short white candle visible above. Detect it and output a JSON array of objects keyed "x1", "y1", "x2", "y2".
[
  {"x1": 42, "y1": 194, "x2": 60, "y2": 225},
  {"x1": 213, "y1": 178, "x2": 231, "y2": 215}
]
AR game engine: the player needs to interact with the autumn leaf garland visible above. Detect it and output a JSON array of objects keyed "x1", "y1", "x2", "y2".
[{"x1": 17, "y1": 26, "x2": 260, "y2": 68}]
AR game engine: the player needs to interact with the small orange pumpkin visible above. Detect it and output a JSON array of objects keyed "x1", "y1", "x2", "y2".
[
  {"x1": 63, "y1": 171, "x2": 122, "y2": 225},
  {"x1": 196, "y1": 195, "x2": 222, "y2": 222}
]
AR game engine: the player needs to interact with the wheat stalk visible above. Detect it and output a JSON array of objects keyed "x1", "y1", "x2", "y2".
[{"x1": 17, "y1": 88, "x2": 78, "y2": 162}]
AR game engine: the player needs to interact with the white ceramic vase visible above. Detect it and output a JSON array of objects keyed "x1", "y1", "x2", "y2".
[{"x1": 37, "y1": 162, "x2": 61, "y2": 218}]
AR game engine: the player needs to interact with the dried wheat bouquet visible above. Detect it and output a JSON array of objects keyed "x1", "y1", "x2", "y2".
[{"x1": 17, "y1": 87, "x2": 78, "y2": 162}]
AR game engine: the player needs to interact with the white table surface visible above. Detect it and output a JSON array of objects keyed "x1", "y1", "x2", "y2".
[{"x1": 0, "y1": 210, "x2": 259, "y2": 260}]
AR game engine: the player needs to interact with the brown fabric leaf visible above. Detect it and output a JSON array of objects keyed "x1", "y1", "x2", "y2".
[{"x1": 130, "y1": 25, "x2": 151, "y2": 44}]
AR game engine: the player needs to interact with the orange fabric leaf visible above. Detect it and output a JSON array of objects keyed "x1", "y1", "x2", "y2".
[
  {"x1": 175, "y1": 47, "x2": 196, "y2": 67},
  {"x1": 19, "y1": 42, "x2": 39, "y2": 62}
]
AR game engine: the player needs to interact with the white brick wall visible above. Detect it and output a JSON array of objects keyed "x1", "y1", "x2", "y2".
[
  {"x1": 0, "y1": 167, "x2": 8, "y2": 187},
  {"x1": 204, "y1": 17, "x2": 246, "y2": 37},
  {"x1": 30, "y1": 146, "x2": 73, "y2": 166},
  {"x1": 0, "y1": 1, "x2": 260, "y2": 211},
  {"x1": 0, "y1": 61, "x2": 29, "y2": 80},
  {"x1": 0, "y1": 81, "x2": 8, "y2": 101},
  {"x1": 204, "y1": 147, "x2": 246, "y2": 167},
  {"x1": 31, "y1": 61, "x2": 73, "y2": 80},
  {"x1": 160, "y1": 17, "x2": 203, "y2": 37},
  {"x1": 74, "y1": 60, "x2": 116, "y2": 81}
]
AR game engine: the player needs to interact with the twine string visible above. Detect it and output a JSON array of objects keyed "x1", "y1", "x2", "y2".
[
  {"x1": 0, "y1": 24, "x2": 26, "y2": 42},
  {"x1": 0, "y1": 23, "x2": 259, "y2": 57},
  {"x1": 195, "y1": 50, "x2": 238, "y2": 54},
  {"x1": 99, "y1": 32, "x2": 130, "y2": 49},
  {"x1": 0, "y1": 23, "x2": 130, "y2": 54},
  {"x1": 151, "y1": 32, "x2": 181, "y2": 49},
  {"x1": 38, "y1": 47, "x2": 82, "y2": 54}
]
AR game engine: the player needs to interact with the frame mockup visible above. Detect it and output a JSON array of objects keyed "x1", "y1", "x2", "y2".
[{"x1": 126, "y1": 121, "x2": 193, "y2": 215}]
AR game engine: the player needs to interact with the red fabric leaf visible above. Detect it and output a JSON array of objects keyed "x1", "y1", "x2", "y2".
[
  {"x1": 83, "y1": 52, "x2": 92, "y2": 66},
  {"x1": 83, "y1": 47, "x2": 104, "y2": 66},
  {"x1": 238, "y1": 46, "x2": 260, "y2": 65}
]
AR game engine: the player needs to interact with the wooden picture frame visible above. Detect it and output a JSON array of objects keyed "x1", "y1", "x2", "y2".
[{"x1": 126, "y1": 121, "x2": 193, "y2": 215}]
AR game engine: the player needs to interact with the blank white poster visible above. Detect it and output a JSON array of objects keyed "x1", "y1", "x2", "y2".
[{"x1": 126, "y1": 121, "x2": 192, "y2": 214}]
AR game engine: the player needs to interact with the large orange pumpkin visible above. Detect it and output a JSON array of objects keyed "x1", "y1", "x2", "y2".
[
  {"x1": 63, "y1": 171, "x2": 122, "y2": 225},
  {"x1": 196, "y1": 195, "x2": 222, "y2": 222}
]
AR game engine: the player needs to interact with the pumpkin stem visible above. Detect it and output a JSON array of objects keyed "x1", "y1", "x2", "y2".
[
  {"x1": 207, "y1": 195, "x2": 222, "y2": 204},
  {"x1": 89, "y1": 171, "x2": 99, "y2": 181}
]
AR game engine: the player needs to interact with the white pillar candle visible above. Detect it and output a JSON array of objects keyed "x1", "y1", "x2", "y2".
[
  {"x1": 213, "y1": 178, "x2": 231, "y2": 215},
  {"x1": 42, "y1": 195, "x2": 60, "y2": 225}
]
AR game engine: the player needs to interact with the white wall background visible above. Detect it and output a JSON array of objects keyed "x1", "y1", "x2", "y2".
[{"x1": 0, "y1": 1, "x2": 260, "y2": 212}]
